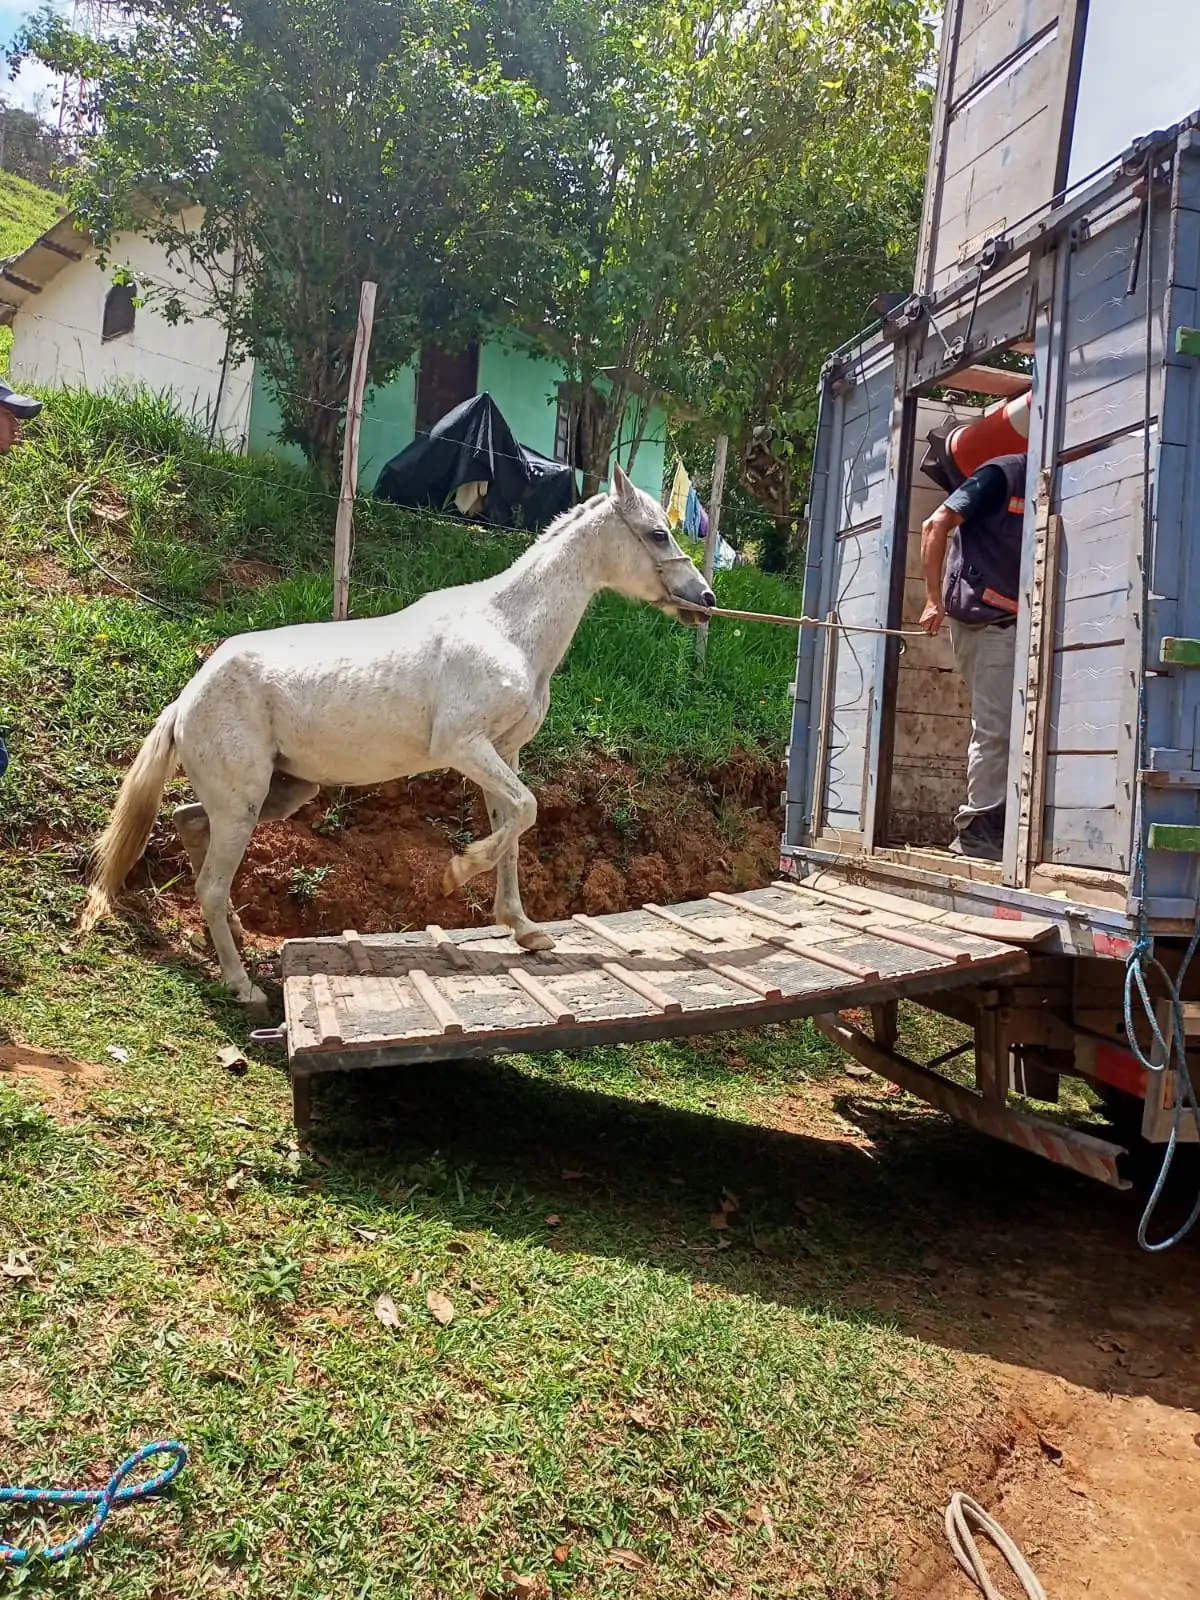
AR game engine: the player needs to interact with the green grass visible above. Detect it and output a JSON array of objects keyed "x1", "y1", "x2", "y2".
[
  {"x1": 0, "y1": 171, "x2": 66, "y2": 374},
  {"x1": 0, "y1": 388, "x2": 991, "y2": 1597}
]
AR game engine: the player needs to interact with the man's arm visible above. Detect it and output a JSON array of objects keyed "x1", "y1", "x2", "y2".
[{"x1": 919, "y1": 504, "x2": 963, "y2": 636}]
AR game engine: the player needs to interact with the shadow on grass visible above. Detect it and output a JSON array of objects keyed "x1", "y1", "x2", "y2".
[{"x1": 294, "y1": 1055, "x2": 1200, "y2": 1406}]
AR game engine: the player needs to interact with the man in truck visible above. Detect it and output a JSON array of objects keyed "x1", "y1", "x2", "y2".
[{"x1": 917, "y1": 449, "x2": 1027, "y2": 862}]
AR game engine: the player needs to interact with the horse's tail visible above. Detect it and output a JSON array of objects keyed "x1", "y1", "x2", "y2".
[{"x1": 80, "y1": 702, "x2": 180, "y2": 930}]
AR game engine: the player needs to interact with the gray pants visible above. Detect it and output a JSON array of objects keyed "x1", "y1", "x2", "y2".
[{"x1": 948, "y1": 619, "x2": 1016, "y2": 830}]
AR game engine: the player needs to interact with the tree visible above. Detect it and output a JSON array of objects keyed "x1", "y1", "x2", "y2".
[
  {"x1": 685, "y1": 1, "x2": 935, "y2": 545},
  {"x1": 13, "y1": 0, "x2": 553, "y2": 478},
  {"x1": 501, "y1": 0, "x2": 934, "y2": 500}
]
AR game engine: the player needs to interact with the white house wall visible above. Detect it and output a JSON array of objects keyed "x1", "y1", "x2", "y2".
[{"x1": 8, "y1": 212, "x2": 252, "y2": 446}]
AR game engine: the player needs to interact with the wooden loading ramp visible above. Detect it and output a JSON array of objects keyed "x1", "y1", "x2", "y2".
[{"x1": 277, "y1": 882, "x2": 1036, "y2": 1127}]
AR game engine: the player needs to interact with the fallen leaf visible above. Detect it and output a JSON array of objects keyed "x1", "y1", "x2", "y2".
[
  {"x1": 426, "y1": 1290, "x2": 455, "y2": 1326},
  {"x1": 229, "y1": 1114, "x2": 252, "y2": 1128},
  {"x1": 445, "y1": 1239, "x2": 470, "y2": 1255},
  {"x1": 719, "y1": 1188, "x2": 740, "y2": 1214},
  {"x1": 745, "y1": 1503, "x2": 777, "y2": 1544},
  {"x1": 544, "y1": 1214, "x2": 562, "y2": 1227},
  {"x1": 225, "y1": 1170, "x2": 243, "y2": 1195},
  {"x1": 1038, "y1": 1435, "x2": 1064, "y2": 1467},
  {"x1": 845, "y1": 1061, "x2": 872, "y2": 1080},
  {"x1": 552, "y1": 1543, "x2": 572, "y2": 1565},
  {"x1": 2, "y1": 1251, "x2": 34, "y2": 1280},
  {"x1": 606, "y1": 1549, "x2": 646, "y2": 1570},
  {"x1": 920, "y1": 1255, "x2": 943, "y2": 1274},
  {"x1": 407, "y1": 1269, "x2": 421, "y2": 1286},
  {"x1": 374, "y1": 1294, "x2": 402, "y2": 1329},
  {"x1": 702, "y1": 1508, "x2": 736, "y2": 1534},
  {"x1": 106, "y1": 1045, "x2": 129, "y2": 1064},
  {"x1": 353, "y1": 1227, "x2": 380, "y2": 1242},
  {"x1": 218, "y1": 1044, "x2": 248, "y2": 1077},
  {"x1": 709, "y1": 1212, "x2": 729, "y2": 1231},
  {"x1": 561, "y1": 1169, "x2": 587, "y2": 1181},
  {"x1": 625, "y1": 1404, "x2": 657, "y2": 1430},
  {"x1": 780, "y1": 1378, "x2": 796, "y2": 1406},
  {"x1": 507, "y1": 1576, "x2": 539, "y2": 1599}
]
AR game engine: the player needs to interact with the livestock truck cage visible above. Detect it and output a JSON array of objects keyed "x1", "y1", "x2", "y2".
[
  {"x1": 273, "y1": 1, "x2": 1199, "y2": 1202},
  {"x1": 781, "y1": 1, "x2": 1200, "y2": 1185}
]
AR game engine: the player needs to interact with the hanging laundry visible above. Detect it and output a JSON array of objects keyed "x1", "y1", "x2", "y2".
[
  {"x1": 684, "y1": 485, "x2": 703, "y2": 538},
  {"x1": 666, "y1": 460, "x2": 690, "y2": 528}
]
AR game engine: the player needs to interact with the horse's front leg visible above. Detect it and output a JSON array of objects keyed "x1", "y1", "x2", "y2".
[
  {"x1": 443, "y1": 736, "x2": 554, "y2": 952},
  {"x1": 483, "y1": 750, "x2": 553, "y2": 952}
]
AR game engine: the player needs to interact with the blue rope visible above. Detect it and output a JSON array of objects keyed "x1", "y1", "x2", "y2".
[{"x1": 0, "y1": 1441, "x2": 188, "y2": 1567}]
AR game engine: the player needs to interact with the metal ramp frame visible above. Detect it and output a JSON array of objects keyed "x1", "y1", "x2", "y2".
[{"x1": 278, "y1": 881, "x2": 1035, "y2": 1128}]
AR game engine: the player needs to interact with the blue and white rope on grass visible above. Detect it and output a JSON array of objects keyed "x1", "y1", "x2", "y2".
[{"x1": 0, "y1": 1441, "x2": 188, "y2": 1566}]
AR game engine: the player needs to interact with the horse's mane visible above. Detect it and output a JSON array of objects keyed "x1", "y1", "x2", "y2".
[{"x1": 536, "y1": 492, "x2": 610, "y2": 543}]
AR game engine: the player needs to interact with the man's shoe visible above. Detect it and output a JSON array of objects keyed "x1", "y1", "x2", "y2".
[{"x1": 948, "y1": 809, "x2": 1004, "y2": 861}]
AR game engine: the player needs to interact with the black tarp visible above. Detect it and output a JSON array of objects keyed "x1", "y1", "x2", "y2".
[{"x1": 373, "y1": 391, "x2": 575, "y2": 529}]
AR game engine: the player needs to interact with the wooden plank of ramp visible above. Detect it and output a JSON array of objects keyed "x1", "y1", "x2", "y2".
[
  {"x1": 642, "y1": 902, "x2": 728, "y2": 943},
  {"x1": 342, "y1": 929, "x2": 374, "y2": 974},
  {"x1": 408, "y1": 969, "x2": 464, "y2": 1035},
  {"x1": 691, "y1": 952, "x2": 783, "y2": 1001},
  {"x1": 571, "y1": 913, "x2": 646, "y2": 956},
  {"x1": 709, "y1": 892, "x2": 802, "y2": 930},
  {"x1": 508, "y1": 967, "x2": 576, "y2": 1024},
  {"x1": 602, "y1": 963, "x2": 683, "y2": 1015},
  {"x1": 311, "y1": 973, "x2": 344, "y2": 1046},
  {"x1": 825, "y1": 913, "x2": 973, "y2": 965},
  {"x1": 707, "y1": 892, "x2": 880, "y2": 981},
  {"x1": 427, "y1": 924, "x2": 469, "y2": 968}
]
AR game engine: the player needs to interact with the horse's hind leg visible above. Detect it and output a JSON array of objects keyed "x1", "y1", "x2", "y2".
[
  {"x1": 173, "y1": 802, "x2": 248, "y2": 946},
  {"x1": 173, "y1": 775, "x2": 319, "y2": 947},
  {"x1": 194, "y1": 796, "x2": 268, "y2": 1004}
]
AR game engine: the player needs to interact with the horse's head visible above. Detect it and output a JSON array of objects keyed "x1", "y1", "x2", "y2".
[{"x1": 604, "y1": 463, "x2": 716, "y2": 625}]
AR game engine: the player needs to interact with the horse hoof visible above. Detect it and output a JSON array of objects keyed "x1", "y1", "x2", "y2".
[{"x1": 516, "y1": 928, "x2": 555, "y2": 952}]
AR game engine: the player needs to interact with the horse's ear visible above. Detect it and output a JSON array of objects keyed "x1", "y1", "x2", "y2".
[{"x1": 610, "y1": 461, "x2": 635, "y2": 503}]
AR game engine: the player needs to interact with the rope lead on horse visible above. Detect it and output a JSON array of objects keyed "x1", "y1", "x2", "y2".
[{"x1": 0, "y1": 1441, "x2": 188, "y2": 1567}]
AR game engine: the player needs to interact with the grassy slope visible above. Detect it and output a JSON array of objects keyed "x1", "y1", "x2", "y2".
[
  {"x1": 0, "y1": 170, "x2": 65, "y2": 374},
  {"x1": 0, "y1": 393, "x2": 980, "y2": 1598}
]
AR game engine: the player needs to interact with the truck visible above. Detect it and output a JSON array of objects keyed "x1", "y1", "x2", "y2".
[{"x1": 781, "y1": 0, "x2": 1200, "y2": 1195}]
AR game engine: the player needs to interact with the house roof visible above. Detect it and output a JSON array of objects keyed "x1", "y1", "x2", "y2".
[{"x1": 0, "y1": 210, "x2": 93, "y2": 327}]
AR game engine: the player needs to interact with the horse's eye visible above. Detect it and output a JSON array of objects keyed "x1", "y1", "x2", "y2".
[{"x1": 652, "y1": 527, "x2": 669, "y2": 544}]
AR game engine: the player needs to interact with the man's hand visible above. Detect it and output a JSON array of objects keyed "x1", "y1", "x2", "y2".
[
  {"x1": 0, "y1": 409, "x2": 22, "y2": 454},
  {"x1": 919, "y1": 596, "x2": 945, "y2": 636}
]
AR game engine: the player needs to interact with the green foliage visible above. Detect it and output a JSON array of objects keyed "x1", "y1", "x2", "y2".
[{"x1": 14, "y1": 0, "x2": 553, "y2": 478}]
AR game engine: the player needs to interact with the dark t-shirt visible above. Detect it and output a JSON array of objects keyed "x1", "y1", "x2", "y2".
[{"x1": 944, "y1": 462, "x2": 1009, "y2": 523}]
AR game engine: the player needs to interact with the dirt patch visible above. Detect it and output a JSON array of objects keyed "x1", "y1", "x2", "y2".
[
  {"x1": 0, "y1": 1042, "x2": 108, "y2": 1118},
  {"x1": 147, "y1": 754, "x2": 784, "y2": 941},
  {"x1": 774, "y1": 1070, "x2": 1200, "y2": 1600},
  {"x1": 203, "y1": 558, "x2": 283, "y2": 601}
]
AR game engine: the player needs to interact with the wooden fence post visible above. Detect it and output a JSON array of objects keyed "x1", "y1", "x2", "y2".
[
  {"x1": 696, "y1": 432, "x2": 728, "y2": 664},
  {"x1": 332, "y1": 280, "x2": 378, "y2": 621}
]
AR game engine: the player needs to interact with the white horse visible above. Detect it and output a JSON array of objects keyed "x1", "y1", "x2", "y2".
[{"x1": 81, "y1": 464, "x2": 715, "y2": 1004}]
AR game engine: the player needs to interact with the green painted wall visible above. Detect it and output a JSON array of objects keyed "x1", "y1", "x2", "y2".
[{"x1": 246, "y1": 337, "x2": 668, "y2": 502}]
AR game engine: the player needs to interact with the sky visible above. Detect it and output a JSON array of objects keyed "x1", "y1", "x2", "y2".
[
  {"x1": 1068, "y1": 0, "x2": 1200, "y2": 182},
  {"x1": 0, "y1": 0, "x2": 66, "y2": 119}
]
